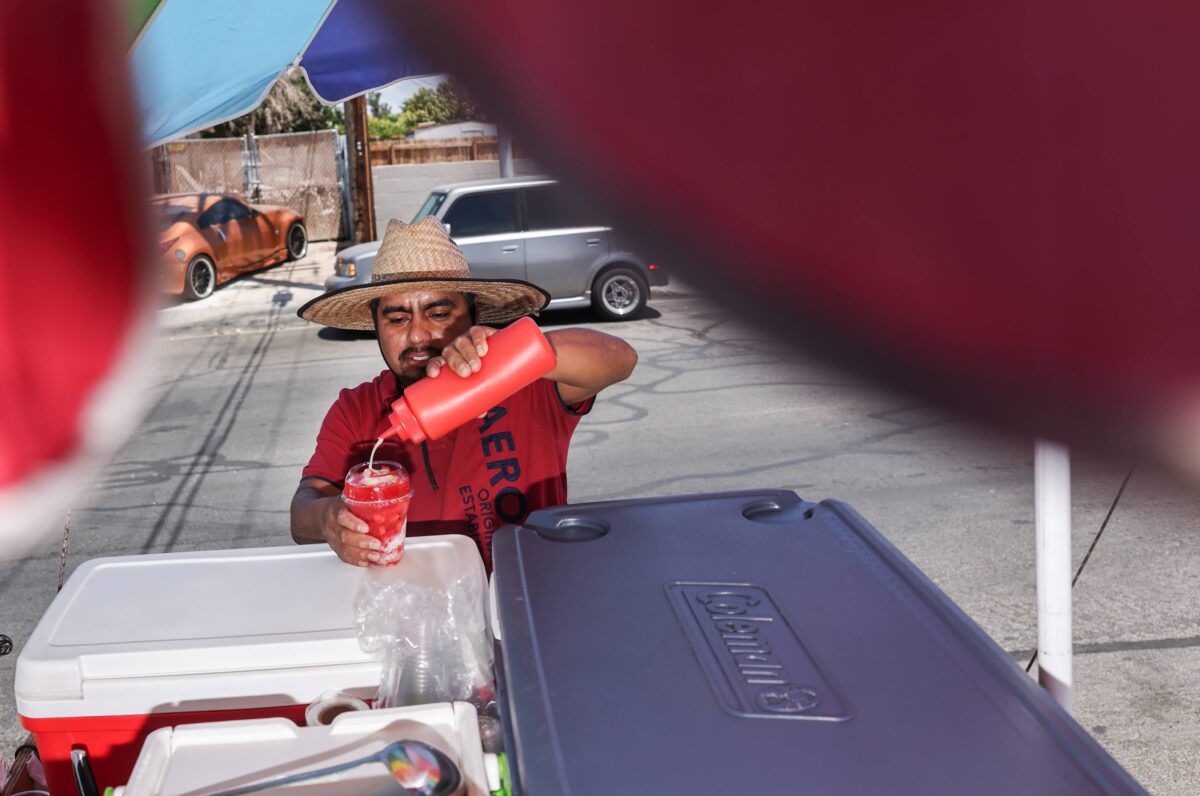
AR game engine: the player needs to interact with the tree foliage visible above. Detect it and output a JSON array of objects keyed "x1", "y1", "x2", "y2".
[
  {"x1": 200, "y1": 71, "x2": 340, "y2": 138},
  {"x1": 366, "y1": 91, "x2": 392, "y2": 118},
  {"x1": 196, "y1": 74, "x2": 487, "y2": 141},
  {"x1": 369, "y1": 80, "x2": 490, "y2": 140},
  {"x1": 367, "y1": 115, "x2": 409, "y2": 139}
]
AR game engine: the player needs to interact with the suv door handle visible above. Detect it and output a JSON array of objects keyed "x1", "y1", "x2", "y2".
[
  {"x1": 586, "y1": 238, "x2": 601, "y2": 246},
  {"x1": 501, "y1": 245, "x2": 519, "y2": 253}
]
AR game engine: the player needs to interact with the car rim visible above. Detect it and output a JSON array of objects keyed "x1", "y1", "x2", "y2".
[
  {"x1": 289, "y1": 226, "x2": 306, "y2": 258},
  {"x1": 192, "y1": 260, "x2": 213, "y2": 295},
  {"x1": 603, "y1": 275, "x2": 640, "y2": 314}
]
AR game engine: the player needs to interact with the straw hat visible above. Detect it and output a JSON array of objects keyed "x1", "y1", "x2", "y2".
[{"x1": 297, "y1": 217, "x2": 549, "y2": 330}]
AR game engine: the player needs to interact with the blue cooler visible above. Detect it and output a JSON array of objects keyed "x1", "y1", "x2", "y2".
[{"x1": 491, "y1": 489, "x2": 1146, "y2": 795}]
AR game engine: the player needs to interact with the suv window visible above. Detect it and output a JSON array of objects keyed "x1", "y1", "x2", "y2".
[
  {"x1": 525, "y1": 184, "x2": 594, "y2": 230},
  {"x1": 411, "y1": 192, "x2": 447, "y2": 223},
  {"x1": 442, "y1": 191, "x2": 519, "y2": 237}
]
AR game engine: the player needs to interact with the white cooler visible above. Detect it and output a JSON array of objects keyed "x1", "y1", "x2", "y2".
[{"x1": 14, "y1": 536, "x2": 486, "y2": 796}]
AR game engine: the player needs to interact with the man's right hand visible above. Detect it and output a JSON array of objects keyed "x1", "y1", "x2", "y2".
[{"x1": 318, "y1": 496, "x2": 383, "y2": 566}]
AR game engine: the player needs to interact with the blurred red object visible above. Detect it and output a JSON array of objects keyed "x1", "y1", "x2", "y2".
[
  {"x1": 400, "y1": 2, "x2": 1200, "y2": 455},
  {"x1": 0, "y1": 0, "x2": 150, "y2": 553}
]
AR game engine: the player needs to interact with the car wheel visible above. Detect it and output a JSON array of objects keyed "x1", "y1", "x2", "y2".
[
  {"x1": 182, "y1": 255, "x2": 216, "y2": 301},
  {"x1": 592, "y1": 266, "x2": 647, "y2": 320},
  {"x1": 287, "y1": 223, "x2": 308, "y2": 261}
]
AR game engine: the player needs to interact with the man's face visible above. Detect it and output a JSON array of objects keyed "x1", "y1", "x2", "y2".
[{"x1": 375, "y1": 289, "x2": 474, "y2": 385}]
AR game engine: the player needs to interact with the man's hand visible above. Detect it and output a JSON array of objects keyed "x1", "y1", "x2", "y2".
[
  {"x1": 317, "y1": 495, "x2": 383, "y2": 566},
  {"x1": 423, "y1": 324, "x2": 638, "y2": 406},
  {"x1": 426, "y1": 325, "x2": 497, "y2": 379},
  {"x1": 292, "y1": 478, "x2": 383, "y2": 566}
]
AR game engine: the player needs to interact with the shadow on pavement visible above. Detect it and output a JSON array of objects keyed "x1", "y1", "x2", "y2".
[
  {"x1": 318, "y1": 327, "x2": 377, "y2": 341},
  {"x1": 242, "y1": 274, "x2": 325, "y2": 291},
  {"x1": 536, "y1": 305, "x2": 661, "y2": 328}
]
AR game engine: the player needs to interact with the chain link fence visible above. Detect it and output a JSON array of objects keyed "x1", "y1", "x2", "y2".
[
  {"x1": 151, "y1": 130, "x2": 345, "y2": 241},
  {"x1": 153, "y1": 137, "x2": 244, "y2": 195}
]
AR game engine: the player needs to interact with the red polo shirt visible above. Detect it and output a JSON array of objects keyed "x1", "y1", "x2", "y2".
[{"x1": 303, "y1": 369, "x2": 591, "y2": 569}]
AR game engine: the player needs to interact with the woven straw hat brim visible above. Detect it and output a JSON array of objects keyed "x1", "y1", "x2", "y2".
[{"x1": 297, "y1": 276, "x2": 551, "y2": 331}]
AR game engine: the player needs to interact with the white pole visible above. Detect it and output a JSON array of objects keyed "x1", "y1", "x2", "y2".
[{"x1": 1034, "y1": 439, "x2": 1073, "y2": 710}]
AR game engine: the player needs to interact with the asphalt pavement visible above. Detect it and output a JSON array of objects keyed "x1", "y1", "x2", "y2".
[{"x1": 1, "y1": 246, "x2": 1198, "y2": 793}]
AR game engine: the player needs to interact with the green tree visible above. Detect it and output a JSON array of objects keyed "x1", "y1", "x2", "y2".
[
  {"x1": 367, "y1": 116, "x2": 409, "y2": 139},
  {"x1": 200, "y1": 71, "x2": 339, "y2": 138},
  {"x1": 395, "y1": 84, "x2": 458, "y2": 131},
  {"x1": 388, "y1": 81, "x2": 490, "y2": 138},
  {"x1": 448, "y1": 81, "x2": 489, "y2": 123},
  {"x1": 366, "y1": 91, "x2": 392, "y2": 118}
]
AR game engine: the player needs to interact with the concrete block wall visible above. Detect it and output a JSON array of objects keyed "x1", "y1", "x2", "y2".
[{"x1": 372, "y1": 159, "x2": 543, "y2": 226}]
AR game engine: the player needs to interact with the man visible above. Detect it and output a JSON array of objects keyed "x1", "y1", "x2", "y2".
[{"x1": 291, "y1": 217, "x2": 637, "y2": 569}]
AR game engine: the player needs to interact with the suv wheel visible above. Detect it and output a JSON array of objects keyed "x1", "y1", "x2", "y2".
[{"x1": 592, "y1": 266, "x2": 647, "y2": 320}]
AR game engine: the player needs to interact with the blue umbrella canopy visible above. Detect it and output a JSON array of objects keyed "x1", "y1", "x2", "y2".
[{"x1": 131, "y1": 0, "x2": 435, "y2": 147}]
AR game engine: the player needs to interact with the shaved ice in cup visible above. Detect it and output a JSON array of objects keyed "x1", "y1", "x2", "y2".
[{"x1": 342, "y1": 461, "x2": 413, "y2": 565}]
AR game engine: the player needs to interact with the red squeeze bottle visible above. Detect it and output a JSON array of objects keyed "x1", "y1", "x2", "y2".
[{"x1": 381, "y1": 316, "x2": 557, "y2": 444}]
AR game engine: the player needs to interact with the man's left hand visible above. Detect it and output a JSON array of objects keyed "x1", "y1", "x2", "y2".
[{"x1": 426, "y1": 325, "x2": 497, "y2": 378}]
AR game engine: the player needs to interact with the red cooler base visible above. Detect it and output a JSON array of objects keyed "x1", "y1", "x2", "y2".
[{"x1": 20, "y1": 704, "x2": 309, "y2": 796}]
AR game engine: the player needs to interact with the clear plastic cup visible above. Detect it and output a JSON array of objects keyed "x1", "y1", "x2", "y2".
[{"x1": 342, "y1": 461, "x2": 413, "y2": 565}]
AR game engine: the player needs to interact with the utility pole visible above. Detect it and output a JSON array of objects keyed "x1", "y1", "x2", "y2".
[{"x1": 344, "y1": 95, "x2": 376, "y2": 243}]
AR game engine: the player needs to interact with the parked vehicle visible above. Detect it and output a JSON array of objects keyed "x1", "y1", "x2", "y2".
[
  {"x1": 153, "y1": 193, "x2": 307, "y2": 301},
  {"x1": 324, "y1": 177, "x2": 667, "y2": 320}
]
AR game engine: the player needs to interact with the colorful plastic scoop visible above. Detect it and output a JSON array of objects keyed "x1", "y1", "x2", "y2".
[{"x1": 208, "y1": 738, "x2": 463, "y2": 795}]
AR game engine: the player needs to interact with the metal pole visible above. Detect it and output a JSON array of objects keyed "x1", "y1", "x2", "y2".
[
  {"x1": 335, "y1": 133, "x2": 352, "y2": 241},
  {"x1": 245, "y1": 130, "x2": 261, "y2": 202},
  {"x1": 242, "y1": 132, "x2": 253, "y2": 198},
  {"x1": 1034, "y1": 439, "x2": 1072, "y2": 710},
  {"x1": 498, "y1": 125, "x2": 513, "y2": 178}
]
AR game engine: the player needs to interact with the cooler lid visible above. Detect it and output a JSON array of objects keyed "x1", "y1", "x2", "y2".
[
  {"x1": 493, "y1": 490, "x2": 1147, "y2": 796},
  {"x1": 16, "y1": 537, "x2": 484, "y2": 705}
]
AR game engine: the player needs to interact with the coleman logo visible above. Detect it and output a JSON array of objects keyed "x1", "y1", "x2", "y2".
[{"x1": 668, "y1": 583, "x2": 850, "y2": 721}]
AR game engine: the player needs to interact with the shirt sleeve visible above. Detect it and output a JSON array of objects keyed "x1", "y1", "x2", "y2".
[
  {"x1": 301, "y1": 391, "x2": 357, "y2": 487},
  {"x1": 535, "y1": 380, "x2": 592, "y2": 441},
  {"x1": 552, "y1": 381, "x2": 595, "y2": 417}
]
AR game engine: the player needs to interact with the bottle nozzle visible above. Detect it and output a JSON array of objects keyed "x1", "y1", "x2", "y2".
[{"x1": 385, "y1": 397, "x2": 426, "y2": 444}]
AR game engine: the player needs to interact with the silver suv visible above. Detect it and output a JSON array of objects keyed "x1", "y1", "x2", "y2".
[{"x1": 324, "y1": 177, "x2": 667, "y2": 320}]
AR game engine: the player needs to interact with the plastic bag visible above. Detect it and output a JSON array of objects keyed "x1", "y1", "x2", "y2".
[{"x1": 355, "y1": 566, "x2": 493, "y2": 710}]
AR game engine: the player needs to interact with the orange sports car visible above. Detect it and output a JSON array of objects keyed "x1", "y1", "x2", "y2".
[{"x1": 152, "y1": 193, "x2": 307, "y2": 300}]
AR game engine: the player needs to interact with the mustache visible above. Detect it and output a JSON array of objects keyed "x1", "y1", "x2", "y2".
[{"x1": 400, "y1": 346, "x2": 439, "y2": 361}]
